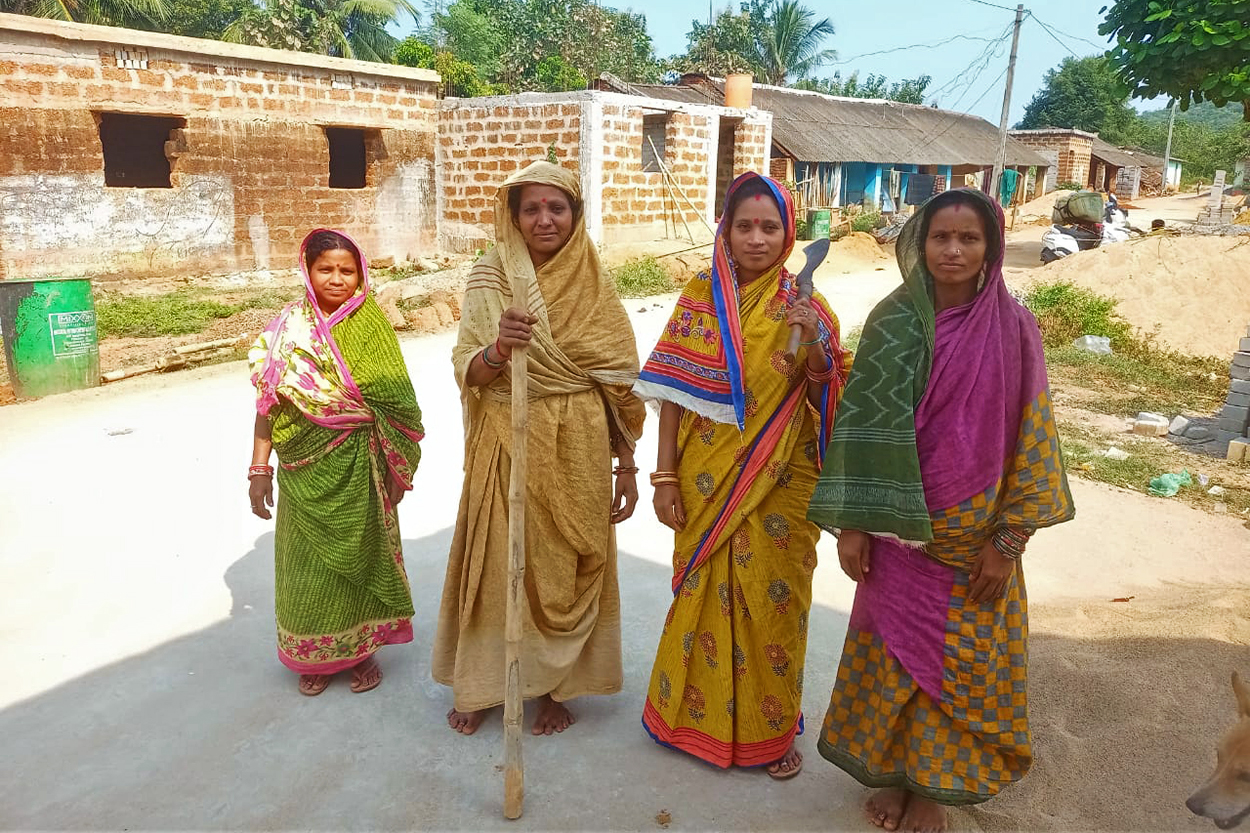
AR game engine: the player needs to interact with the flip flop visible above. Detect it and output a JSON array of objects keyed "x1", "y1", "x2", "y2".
[
  {"x1": 767, "y1": 757, "x2": 803, "y2": 780},
  {"x1": 350, "y1": 659, "x2": 382, "y2": 694},
  {"x1": 298, "y1": 674, "x2": 332, "y2": 696}
]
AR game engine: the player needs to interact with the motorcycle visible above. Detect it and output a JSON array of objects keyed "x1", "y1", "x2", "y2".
[
  {"x1": 1040, "y1": 222, "x2": 1103, "y2": 263},
  {"x1": 1040, "y1": 192, "x2": 1143, "y2": 263}
]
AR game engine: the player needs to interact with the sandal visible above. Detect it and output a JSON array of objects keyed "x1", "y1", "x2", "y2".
[
  {"x1": 298, "y1": 674, "x2": 332, "y2": 696},
  {"x1": 350, "y1": 658, "x2": 382, "y2": 693},
  {"x1": 767, "y1": 755, "x2": 803, "y2": 780}
]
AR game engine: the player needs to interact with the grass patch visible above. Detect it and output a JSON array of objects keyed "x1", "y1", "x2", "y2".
[
  {"x1": 97, "y1": 294, "x2": 239, "y2": 338},
  {"x1": 1027, "y1": 281, "x2": 1226, "y2": 417},
  {"x1": 1058, "y1": 421, "x2": 1250, "y2": 516},
  {"x1": 842, "y1": 324, "x2": 863, "y2": 354},
  {"x1": 1025, "y1": 282, "x2": 1134, "y2": 351},
  {"x1": 1060, "y1": 424, "x2": 1173, "y2": 492},
  {"x1": 397, "y1": 295, "x2": 432, "y2": 312},
  {"x1": 1045, "y1": 345, "x2": 1226, "y2": 416},
  {"x1": 96, "y1": 287, "x2": 295, "y2": 338},
  {"x1": 232, "y1": 287, "x2": 296, "y2": 311},
  {"x1": 850, "y1": 211, "x2": 881, "y2": 233},
  {"x1": 612, "y1": 256, "x2": 676, "y2": 297}
]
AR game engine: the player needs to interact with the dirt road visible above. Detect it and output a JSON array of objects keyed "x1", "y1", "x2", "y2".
[{"x1": 1, "y1": 302, "x2": 1248, "y2": 831}]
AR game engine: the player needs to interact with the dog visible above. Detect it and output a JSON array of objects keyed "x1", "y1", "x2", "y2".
[{"x1": 1188, "y1": 673, "x2": 1250, "y2": 829}]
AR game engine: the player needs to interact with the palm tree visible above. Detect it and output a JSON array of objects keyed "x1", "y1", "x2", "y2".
[
  {"x1": 757, "y1": 0, "x2": 835, "y2": 87},
  {"x1": 2, "y1": 0, "x2": 169, "y2": 26},
  {"x1": 224, "y1": 0, "x2": 417, "y2": 62}
]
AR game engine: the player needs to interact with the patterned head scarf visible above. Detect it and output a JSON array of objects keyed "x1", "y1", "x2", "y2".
[
  {"x1": 633, "y1": 172, "x2": 809, "y2": 429},
  {"x1": 249, "y1": 229, "x2": 372, "y2": 426}
]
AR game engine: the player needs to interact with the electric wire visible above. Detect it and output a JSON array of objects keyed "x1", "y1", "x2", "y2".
[{"x1": 963, "y1": 0, "x2": 1018, "y2": 11}]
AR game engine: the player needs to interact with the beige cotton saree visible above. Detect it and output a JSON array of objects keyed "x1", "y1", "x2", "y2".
[{"x1": 431, "y1": 161, "x2": 645, "y2": 710}]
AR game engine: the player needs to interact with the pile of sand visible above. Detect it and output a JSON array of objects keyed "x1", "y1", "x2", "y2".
[
  {"x1": 830, "y1": 231, "x2": 888, "y2": 265},
  {"x1": 1016, "y1": 189, "x2": 1064, "y2": 219},
  {"x1": 1027, "y1": 235, "x2": 1250, "y2": 357}
]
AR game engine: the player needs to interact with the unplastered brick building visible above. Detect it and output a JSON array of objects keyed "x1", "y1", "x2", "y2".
[
  {"x1": 1008, "y1": 128, "x2": 1172, "y2": 199},
  {"x1": 437, "y1": 90, "x2": 771, "y2": 252},
  {"x1": 0, "y1": 14, "x2": 440, "y2": 280}
]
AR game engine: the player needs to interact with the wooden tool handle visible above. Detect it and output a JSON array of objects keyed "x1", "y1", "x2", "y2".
[
  {"x1": 503, "y1": 278, "x2": 528, "y2": 821},
  {"x1": 785, "y1": 322, "x2": 803, "y2": 359}
]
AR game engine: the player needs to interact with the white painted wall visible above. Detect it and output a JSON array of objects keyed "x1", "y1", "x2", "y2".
[{"x1": 0, "y1": 173, "x2": 233, "y2": 277}]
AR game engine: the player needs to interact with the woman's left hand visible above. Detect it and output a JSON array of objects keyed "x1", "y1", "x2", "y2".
[
  {"x1": 967, "y1": 541, "x2": 1015, "y2": 605},
  {"x1": 786, "y1": 297, "x2": 821, "y2": 344},
  {"x1": 386, "y1": 475, "x2": 406, "y2": 508},
  {"x1": 610, "y1": 471, "x2": 638, "y2": 524}
]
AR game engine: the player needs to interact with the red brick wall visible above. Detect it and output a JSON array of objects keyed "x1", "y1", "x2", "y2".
[
  {"x1": 732, "y1": 119, "x2": 769, "y2": 181},
  {"x1": 438, "y1": 100, "x2": 582, "y2": 252},
  {"x1": 0, "y1": 20, "x2": 439, "y2": 280},
  {"x1": 599, "y1": 104, "x2": 713, "y2": 240},
  {"x1": 1011, "y1": 132, "x2": 1092, "y2": 188},
  {"x1": 435, "y1": 92, "x2": 770, "y2": 250}
]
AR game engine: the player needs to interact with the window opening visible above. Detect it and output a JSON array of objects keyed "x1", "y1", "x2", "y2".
[
  {"x1": 98, "y1": 113, "x2": 185, "y2": 188},
  {"x1": 326, "y1": 127, "x2": 368, "y2": 189},
  {"x1": 641, "y1": 114, "x2": 669, "y2": 173}
]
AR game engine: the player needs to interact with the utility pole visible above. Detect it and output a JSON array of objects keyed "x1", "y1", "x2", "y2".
[
  {"x1": 990, "y1": 4, "x2": 1025, "y2": 204},
  {"x1": 1162, "y1": 98, "x2": 1178, "y2": 193}
]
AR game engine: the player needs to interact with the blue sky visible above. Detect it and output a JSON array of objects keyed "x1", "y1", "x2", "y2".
[{"x1": 617, "y1": 0, "x2": 1128, "y2": 125}]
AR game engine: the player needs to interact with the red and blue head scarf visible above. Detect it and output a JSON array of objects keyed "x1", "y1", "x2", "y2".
[{"x1": 633, "y1": 172, "x2": 798, "y2": 429}]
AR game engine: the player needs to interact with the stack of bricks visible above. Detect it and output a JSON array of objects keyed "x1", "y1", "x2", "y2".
[
  {"x1": 1197, "y1": 206, "x2": 1237, "y2": 226},
  {"x1": 1221, "y1": 324, "x2": 1250, "y2": 462}
]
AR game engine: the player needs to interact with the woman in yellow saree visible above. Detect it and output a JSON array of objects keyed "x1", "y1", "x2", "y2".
[
  {"x1": 634, "y1": 173, "x2": 851, "y2": 778},
  {"x1": 432, "y1": 161, "x2": 646, "y2": 736}
]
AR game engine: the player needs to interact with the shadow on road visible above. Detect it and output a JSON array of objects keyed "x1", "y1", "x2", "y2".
[{"x1": 1, "y1": 527, "x2": 1244, "y2": 831}]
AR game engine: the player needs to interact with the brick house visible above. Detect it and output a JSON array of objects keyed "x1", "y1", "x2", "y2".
[
  {"x1": 0, "y1": 13, "x2": 440, "y2": 281},
  {"x1": 1008, "y1": 128, "x2": 1179, "y2": 199},
  {"x1": 438, "y1": 89, "x2": 770, "y2": 252},
  {"x1": 600, "y1": 74, "x2": 1051, "y2": 212}
]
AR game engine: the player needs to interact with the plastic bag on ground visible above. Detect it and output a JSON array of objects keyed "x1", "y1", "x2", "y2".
[
  {"x1": 1148, "y1": 469, "x2": 1192, "y2": 497},
  {"x1": 1073, "y1": 335, "x2": 1112, "y2": 355}
]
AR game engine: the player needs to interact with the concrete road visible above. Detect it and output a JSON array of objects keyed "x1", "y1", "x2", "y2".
[{"x1": 3, "y1": 295, "x2": 1249, "y2": 831}]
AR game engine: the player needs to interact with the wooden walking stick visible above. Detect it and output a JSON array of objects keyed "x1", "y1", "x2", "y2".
[{"x1": 503, "y1": 274, "x2": 528, "y2": 820}]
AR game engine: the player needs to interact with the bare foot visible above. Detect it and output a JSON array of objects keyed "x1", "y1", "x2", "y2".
[
  {"x1": 898, "y1": 795, "x2": 947, "y2": 833},
  {"x1": 298, "y1": 674, "x2": 331, "y2": 696},
  {"x1": 766, "y1": 741, "x2": 803, "y2": 779},
  {"x1": 864, "y1": 787, "x2": 909, "y2": 830},
  {"x1": 349, "y1": 657, "x2": 382, "y2": 693},
  {"x1": 447, "y1": 707, "x2": 488, "y2": 735},
  {"x1": 532, "y1": 694, "x2": 575, "y2": 735}
]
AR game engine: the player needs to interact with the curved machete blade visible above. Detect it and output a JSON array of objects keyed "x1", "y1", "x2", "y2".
[{"x1": 794, "y1": 237, "x2": 830, "y2": 299}]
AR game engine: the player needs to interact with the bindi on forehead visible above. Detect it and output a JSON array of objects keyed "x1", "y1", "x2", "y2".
[{"x1": 753, "y1": 218, "x2": 760, "y2": 224}]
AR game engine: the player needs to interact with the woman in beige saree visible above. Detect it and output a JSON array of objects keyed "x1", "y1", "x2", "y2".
[{"x1": 432, "y1": 161, "x2": 646, "y2": 736}]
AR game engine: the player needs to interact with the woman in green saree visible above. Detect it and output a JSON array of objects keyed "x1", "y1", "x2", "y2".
[{"x1": 247, "y1": 229, "x2": 424, "y2": 696}]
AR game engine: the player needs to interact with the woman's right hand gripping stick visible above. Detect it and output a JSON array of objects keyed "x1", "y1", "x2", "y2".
[{"x1": 496, "y1": 308, "x2": 538, "y2": 357}]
